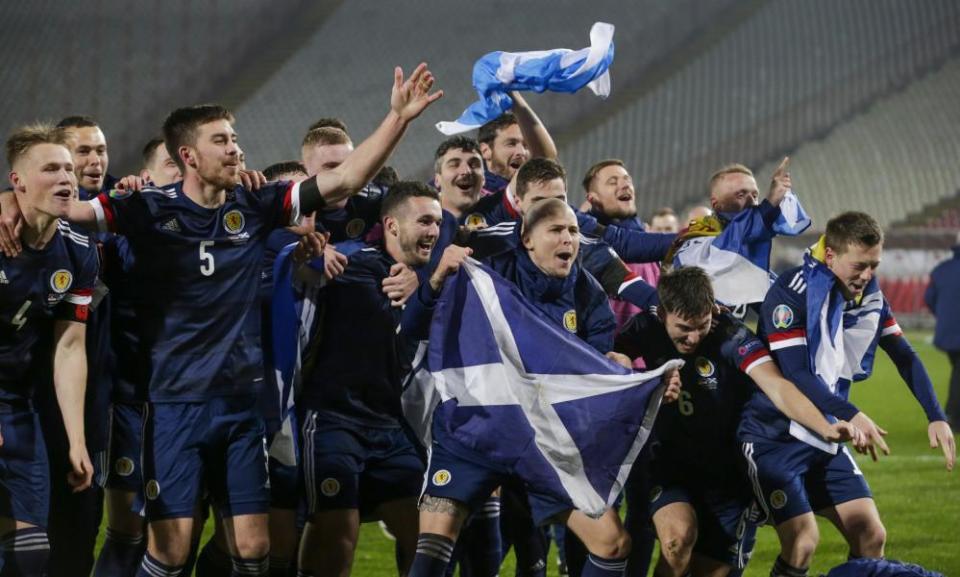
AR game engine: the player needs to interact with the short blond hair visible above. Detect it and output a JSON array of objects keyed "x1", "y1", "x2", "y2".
[
  {"x1": 301, "y1": 127, "x2": 352, "y2": 149},
  {"x1": 5, "y1": 123, "x2": 67, "y2": 168},
  {"x1": 708, "y1": 163, "x2": 753, "y2": 192}
]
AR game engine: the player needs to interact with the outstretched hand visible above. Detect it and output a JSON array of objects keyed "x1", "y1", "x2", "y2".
[{"x1": 391, "y1": 63, "x2": 444, "y2": 122}]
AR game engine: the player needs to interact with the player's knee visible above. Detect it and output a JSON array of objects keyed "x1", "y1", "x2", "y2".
[
  {"x1": 659, "y1": 524, "x2": 697, "y2": 561},
  {"x1": 592, "y1": 527, "x2": 632, "y2": 559},
  {"x1": 853, "y1": 520, "x2": 886, "y2": 558},
  {"x1": 233, "y1": 531, "x2": 270, "y2": 559},
  {"x1": 788, "y1": 532, "x2": 818, "y2": 567},
  {"x1": 147, "y1": 539, "x2": 192, "y2": 567}
]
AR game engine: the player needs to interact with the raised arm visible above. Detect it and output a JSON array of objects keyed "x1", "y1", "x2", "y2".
[
  {"x1": 510, "y1": 91, "x2": 557, "y2": 161},
  {"x1": 53, "y1": 319, "x2": 94, "y2": 492},
  {"x1": 300, "y1": 64, "x2": 443, "y2": 213}
]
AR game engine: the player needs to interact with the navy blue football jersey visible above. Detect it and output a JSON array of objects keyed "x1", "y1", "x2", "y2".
[
  {"x1": 616, "y1": 311, "x2": 772, "y2": 475},
  {"x1": 299, "y1": 246, "x2": 414, "y2": 426},
  {"x1": 739, "y1": 264, "x2": 944, "y2": 450},
  {"x1": 0, "y1": 221, "x2": 99, "y2": 401},
  {"x1": 90, "y1": 180, "x2": 301, "y2": 401},
  {"x1": 317, "y1": 184, "x2": 384, "y2": 244}
]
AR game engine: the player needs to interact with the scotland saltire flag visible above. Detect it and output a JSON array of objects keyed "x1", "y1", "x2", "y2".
[
  {"x1": 436, "y1": 22, "x2": 615, "y2": 135},
  {"x1": 269, "y1": 242, "x2": 314, "y2": 467},
  {"x1": 403, "y1": 259, "x2": 682, "y2": 518},
  {"x1": 673, "y1": 191, "x2": 811, "y2": 306},
  {"x1": 775, "y1": 189, "x2": 811, "y2": 236},
  {"x1": 802, "y1": 251, "x2": 884, "y2": 391}
]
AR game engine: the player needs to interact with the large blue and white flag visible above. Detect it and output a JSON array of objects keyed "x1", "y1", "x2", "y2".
[
  {"x1": 436, "y1": 22, "x2": 615, "y2": 135},
  {"x1": 673, "y1": 192, "x2": 811, "y2": 306},
  {"x1": 403, "y1": 259, "x2": 681, "y2": 518}
]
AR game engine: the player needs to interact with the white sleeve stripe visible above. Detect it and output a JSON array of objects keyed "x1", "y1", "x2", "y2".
[
  {"x1": 288, "y1": 181, "x2": 302, "y2": 226},
  {"x1": 476, "y1": 230, "x2": 516, "y2": 237},
  {"x1": 881, "y1": 324, "x2": 902, "y2": 336},
  {"x1": 768, "y1": 337, "x2": 807, "y2": 350},
  {"x1": 744, "y1": 355, "x2": 773, "y2": 374},
  {"x1": 64, "y1": 294, "x2": 92, "y2": 305},
  {"x1": 90, "y1": 198, "x2": 108, "y2": 234}
]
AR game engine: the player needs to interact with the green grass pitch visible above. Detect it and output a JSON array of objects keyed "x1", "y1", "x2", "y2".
[{"x1": 96, "y1": 331, "x2": 959, "y2": 576}]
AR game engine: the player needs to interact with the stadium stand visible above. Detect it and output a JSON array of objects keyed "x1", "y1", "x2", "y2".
[
  {"x1": 753, "y1": 57, "x2": 960, "y2": 230},
  {"x1": 232, "y1": 0, "x2": 746, "y2": 176},
  {"x1": 0, "y1": 0, "x2": 334, "y2": 175},
  {"x1": 558, "y1": 0, "x2": 960, "y2": 214}
]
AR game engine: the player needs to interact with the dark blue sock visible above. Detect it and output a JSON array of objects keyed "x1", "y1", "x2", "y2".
[
  {"x1": 770, "y1": 556, "x2": 808, "y2": 577},
  {"x1": 268, "y1": 554, "x2": 292, "y2": 577},
  {"x1": 93, "y1": 528, "x2": 145, "y2": 577},
  {"x1": 462, "y1": 497, "x2": 501, "y2": 577},
  {"x1": 582, "y1": 553, "x2": 626, "y2": 577},
  {"x1": 410, "y1": 533, "x2": 456, "y2": 577},
  {"x1": 0, "y1": 528, "x2": 50, "y2": 577},
  {"x1": 136, "y1": 551, "x2": 184, "y2": 577},
  {"x1": 196, "y1": 540, "x2": 233, "y2": 577},
  {"x1": 231, "y1": 554, "x2": 269, "y2": 576}
]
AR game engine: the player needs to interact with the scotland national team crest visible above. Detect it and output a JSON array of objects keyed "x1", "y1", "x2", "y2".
[
  {"x1": 563, "y1": 310, "x2": 578, "y2": 333},
  {"x1": 696, "y1": 357, "x2": 718, "y2": 390},
  {"x1": 770, "y1": 489, "x2": 788, "y2": 509},
  {"x1": 320, "y1": 478, "x2": 341, "y2": 497},
  {"x1": 432, "y1": 469, "x2": 452, "y2": 487},
  {"x1": 223, "y1": 209, "x2": 246, "y2": 234},
  {"x1": 145, "y1": 480, "x2": 161, "y2": 500},
  {"x1": 464, "y1": 213, "x2": 486, "y2": 229},
  {"x1": 345, "y1": 218, "x2": 366, "y2": 239},
  {"x1": 772, "y1": 304, "x2": 794, "y2": 329},
  {"x1": 695, "y1": 357, "x2": 715, "y2": 378},
  {"x1": 114, "y1": 457, "x2": 135, "y2": 477},
  {"x1": 50, "y1": 269, "x2": 73, "y2": 293}
]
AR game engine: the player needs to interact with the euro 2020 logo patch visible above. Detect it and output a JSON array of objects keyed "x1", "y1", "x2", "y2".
[
  {"x1": 223, "y1": 209, "x2": 245, "y2": 234},
  {"x1": 772, "y1": 304, "x2": 794, "y2": 329},
  {"x1": 563, "y1": 310, "x2": 578, "y2": 333},
  {"x1": 50, "y1": 269, "x2": 73, "y2": 294},
  {"x1": 432, "y1": 469, "x2": 452, "y2": 487}
]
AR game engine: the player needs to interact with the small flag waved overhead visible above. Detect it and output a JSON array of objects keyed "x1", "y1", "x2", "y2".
[
  {"x1": 672, "y1": 191, "x2": 811, "y2": 307},
  {"x1": 436, "y1": 22, "x2": 615, "y2": 135},
  {"x1": 403, "y1": 259, "x2": 680, "y2": 518}
]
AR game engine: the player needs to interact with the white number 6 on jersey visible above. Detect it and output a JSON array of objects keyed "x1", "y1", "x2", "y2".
[{"x1": 199, "y1": 241, "x2": 215, "y2": 276}]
